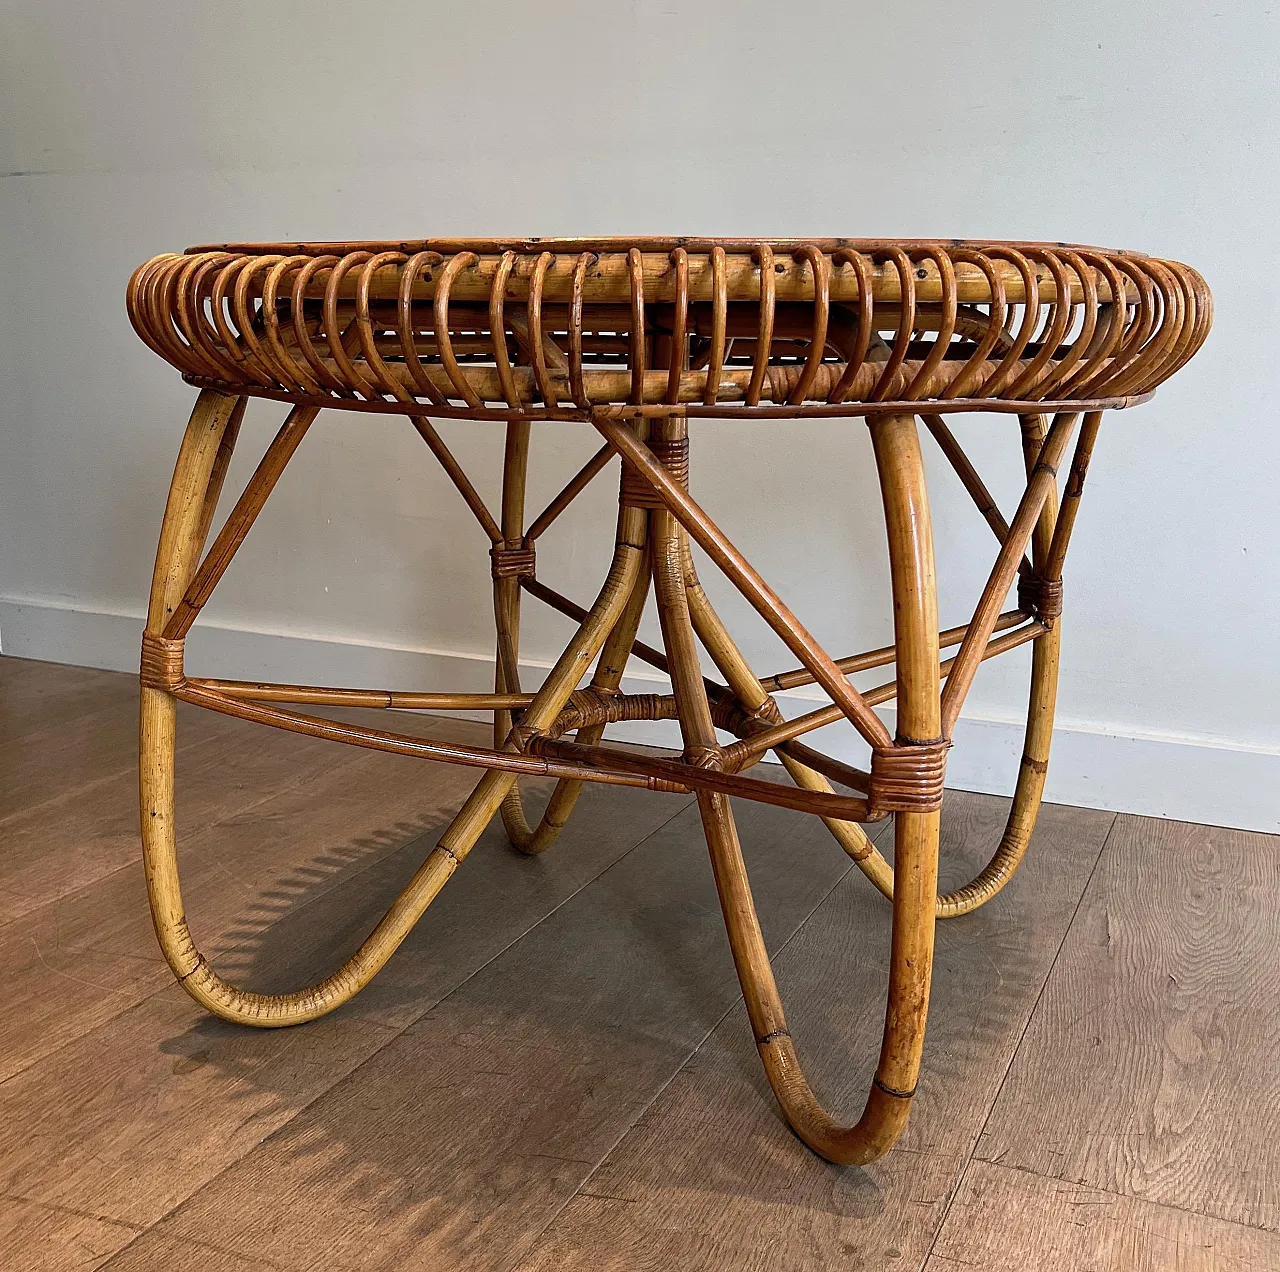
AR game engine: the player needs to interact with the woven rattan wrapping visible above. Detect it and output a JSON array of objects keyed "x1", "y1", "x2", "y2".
[
  {"x1": 140, "y1": 632, "x2": 185, "y2": 691},
  {"x1": 489, "y1": 545, "x2": 537, "y2": 579},
  {"x1": 867, "y1": 738, "x2": 951, "y2": 816},
  {"x1": 619, "y1": 436, "x2": 690, "y2": 508},
  {"x1": 1017, "y1": 574, "x2": 1064, "y2": 621}
]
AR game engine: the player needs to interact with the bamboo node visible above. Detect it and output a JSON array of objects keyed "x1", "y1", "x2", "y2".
[
  {"x1": 873, "y1": 1076, "x2": 918, "y2": 1100},
  {"x1": 647, "y1": 776, "x2": 689, "y2": 794},
  {"x1": 490, "y1": 545, "x2": 536, "y2": 579},
  {"x1": 140, "y1": 632, "x2": 186, "y2": 691},
  {"x1": 867, "y1": 736, "x2": 951, "y2": 816},
  {"x1": 619, "y1": 435, "x2": 690, "y2": 508},
  {"x1": 1017, "y1": 574, "x2": 1063, "y2": 621}
]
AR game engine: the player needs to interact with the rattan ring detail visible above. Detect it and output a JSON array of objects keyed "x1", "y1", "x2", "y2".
[{"x1": 130, "y1": 237, "x2": 1209, "y2": 1166}]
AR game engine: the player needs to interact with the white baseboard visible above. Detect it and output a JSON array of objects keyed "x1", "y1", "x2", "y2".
[{"x1": 3, "y1": 595, "x2": 1276, "y2": 834}]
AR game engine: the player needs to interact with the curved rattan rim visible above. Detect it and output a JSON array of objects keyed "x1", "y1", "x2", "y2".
[
  {"x1": 130, "y1": 236, "x2": 1211, "y2": 419},
  {"x1": 180, "y1": 373, "x2": 1154, "y2": 418},
  {"x1": 188, "y1": 236, "x2": 1147, "y2": 257}
]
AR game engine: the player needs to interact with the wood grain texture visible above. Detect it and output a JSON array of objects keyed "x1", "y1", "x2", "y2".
[
  {"x1": 976, "y1": 815, "x2": 1280, "y2": 1232},
  {"x1": 98, "y1": 792, "x2": 875, "y2": 1271},
  {"x1": 0, "y1": 715, "x2": 474, "y2": 1082},
  {"x1": 0, "y1": 681, "x2": 141, "y2": 822},
  {"x1": 926, "y1": 1160, "x2": 1280, "y2": 1271},
  {"x1": 0, "y1": 655, "x2": 138, "y2": 743},
  {"x1": 90, "y1": 1232, "x2": 263, "y2": 1271},
  {"x1": 0, "y1": 993, "x2": 398, "y2": 1233},
  {"x1": 0, "y1": 1197, "x2": 142, "y2": 1272},
  {"x1": 0, "y1": 694, "x2": 354, "y2": 928},
  {"x1": 511, "y1": 794, "x2": 1112, "y2": 1272},
  {"x1": 0, "y1": 695, "x2": 692, "y2": 1268}
]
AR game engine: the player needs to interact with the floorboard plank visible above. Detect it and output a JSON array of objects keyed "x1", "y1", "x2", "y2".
[
  {"x1": 975, "y1": 815, "x2": 1280, "y2": 1232},
  {"x1": 925, "y1": 1160, "x2": 1280, "y2": 1271},
  {"x1": 96, "y1": 792, "x2": 873, "y2": 1272},
  {"x1": 0, "y1": 1196, "x2": 143, "y2": 1272},
  {"x1": 0, "y1": 993, "x2": 399, "y2": 1266},
  {"x1": 0, "y1": 656, "x2": 137, "y2": 744},
  {"x1": 0, "y1": 733, "x2": 693, "y2": 1268},
  {"x1": 0, "y1": 705, "x2": 355, "y2": 926},
  {"x1": 94, "y1": 1232, "x2": 271, "y2": 1271},
  {"x1": 509, "y1": 796, "x2": 1113, "y2": 1272},
  {"x1": 0, "y1": 734, "x2": 470, "y2": 1082},
  {"x1": 0, "y1": 691, "x2": 141, "y2": 824}
]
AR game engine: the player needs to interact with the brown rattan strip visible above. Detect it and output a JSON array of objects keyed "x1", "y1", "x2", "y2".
[
  {"x1": 489, "y1": 545, "x2": 537, "y2": 579},
  {"x1": 1017, "y1": 574, "x2": 1064, "y2": 621},
  {"x1": 140, "y1": 632, "x2": 185, "y2": 691},
  {"x1": 867, "y1": 738, "x2": 951, "y2": 817}
]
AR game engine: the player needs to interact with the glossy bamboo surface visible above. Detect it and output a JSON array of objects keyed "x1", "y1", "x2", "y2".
[{"x1": 128, "y1": 239, "x2": 1209, "y2": 420}]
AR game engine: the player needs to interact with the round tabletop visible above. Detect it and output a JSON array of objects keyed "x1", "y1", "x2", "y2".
[{"x1": 128, "y1": 238, "x2": 1210, "y2": 420}]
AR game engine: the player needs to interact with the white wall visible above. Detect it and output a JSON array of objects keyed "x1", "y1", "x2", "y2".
[{"x1": 1, "y1": 1, "x2": 1276, "y2": 831}]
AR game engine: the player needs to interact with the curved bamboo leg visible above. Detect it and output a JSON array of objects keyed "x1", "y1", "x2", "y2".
[
  {"x1": 836, "y1": 415, "x2": 1064, "y2": 917},
  {"x1": 655, "y1": 413, "x2": 941, "y2": 1165},
  {"x1": 496, "y1": 419, "x2": 652, "y2": 855},
  {"x1": 503, "y1": 557, "x2": 652, "y2": 854},
  {"x1": 142, "y1": 394, "x2": 646, "y2": 1027},
  {"x1": 677, "y1": 539, "x2": 885, "y2": 872},
  {"x1": 688, "y1": 536, "x2": 1057, "y2": 918},
  {"x1": 677, "y1": 500, "x2": 1051, "y2": 920},
  {"x1": 931, "y1": 414, "x2": 1062, "y2": 915}
]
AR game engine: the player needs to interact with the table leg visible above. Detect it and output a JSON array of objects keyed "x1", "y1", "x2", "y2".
[
  {"x1": 642, "y1": 412, "x2": 940, "y2": 1164},
  {"x1": 141, "y1": 392, "x2": 647, "y2": 1027}
]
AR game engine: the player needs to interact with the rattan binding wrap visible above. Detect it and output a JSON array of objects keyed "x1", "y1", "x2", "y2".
[
  {"x1": 489, "y1": 545, "x2": 536, "y2": 579},
  {"x1": 1017, "y1": 574, "x2": 1065, "y2": 621},
  {"x1": 867, "y1": 738, "x2": 952, "y2": 818},
  {"x1": 140, "y1": 632, "x2": 185, "y2": 691},
  {"x1": 619, "y1": 435, "x2": 690, "y2": 508}
]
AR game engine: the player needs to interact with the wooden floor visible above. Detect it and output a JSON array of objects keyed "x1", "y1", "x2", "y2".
[{"x1": 1, "y1": 654, "x2": 1276, "y2": 1271}]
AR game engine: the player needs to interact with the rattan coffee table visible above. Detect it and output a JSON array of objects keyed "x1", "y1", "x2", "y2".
[{"x1": 128, "y1": 238, "x2": 1209, "y2": 1164}]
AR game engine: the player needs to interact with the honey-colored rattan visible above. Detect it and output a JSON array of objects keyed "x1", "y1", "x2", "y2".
[
  {"x1": 130, "y1": 236, "x2": 1209, "y2": 1169},
  {"x1": 128, "y1": 238, "x2": 1208, "y2": 420}
]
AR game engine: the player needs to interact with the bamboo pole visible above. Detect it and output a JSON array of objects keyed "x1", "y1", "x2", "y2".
[
  {"x1": 940, "y1": 412, "x2": 1077, "y2": 734},
  {"x1": 593, "y1": 415, "x2": 893, "y2": 750},
  {"x1": 163, "y1": 405, "x2": 318, "y2": 640}
]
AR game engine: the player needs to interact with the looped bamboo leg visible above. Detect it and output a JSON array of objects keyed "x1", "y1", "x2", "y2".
[
  {"x1": 141, "y1": 391, "x2": 646, "y2": 1027},
  {"x1": 494, "y1": 419, "x2": 652, "y2": 855},
  {"x1": 828, "y1": 619, "x2": 1059, "y2": 918},
  {"x1": 819, "y1": 413, "x2": 1069, "y2": 917},
  {"x1": 930, "y1": 413, "x2": 1063, "y2": 915},
  {"x1": 642, "y1": 412, "x2": 941, "y2": 1164}
]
